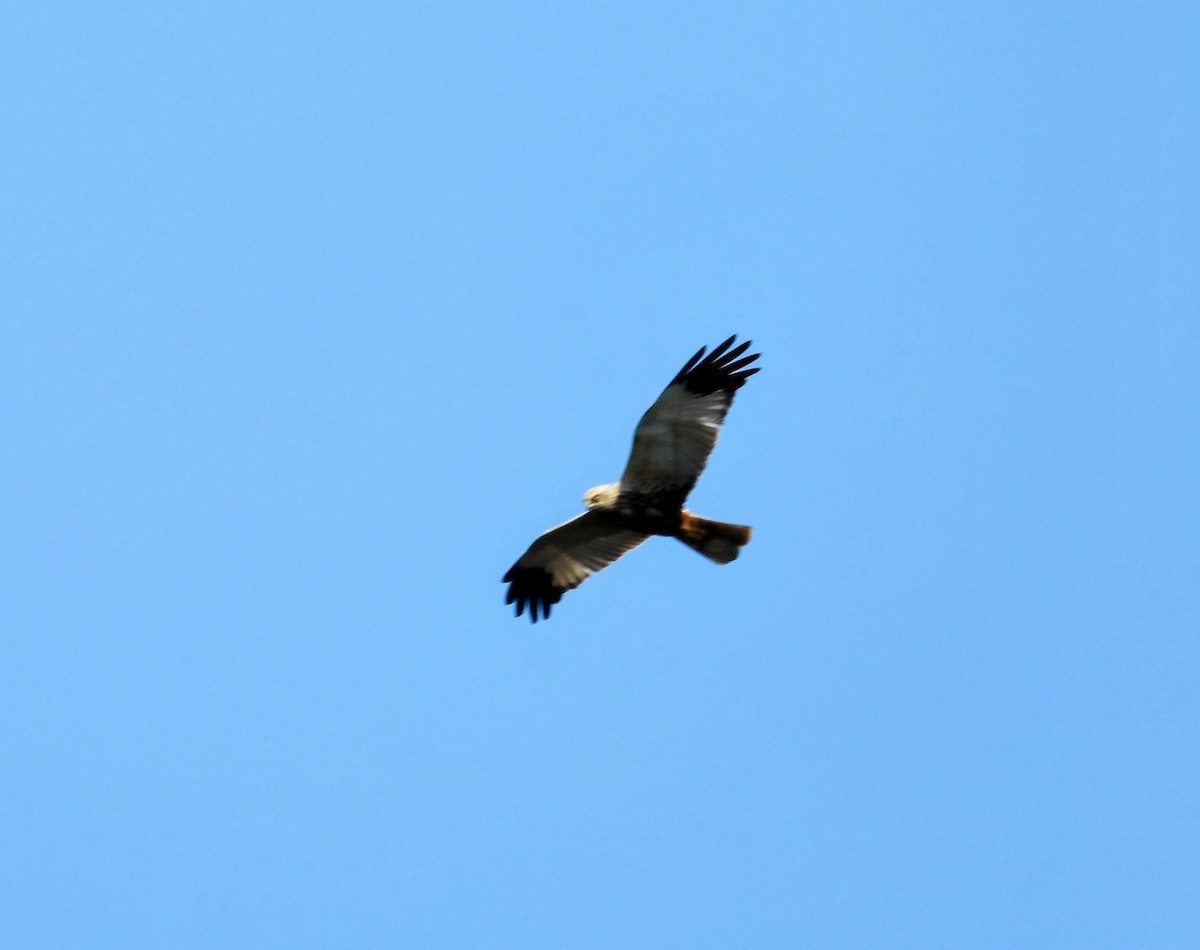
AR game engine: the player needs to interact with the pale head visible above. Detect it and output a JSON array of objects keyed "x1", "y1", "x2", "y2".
[{"x1": 583, "y1": 483, "x2": 620, "y2": 510}]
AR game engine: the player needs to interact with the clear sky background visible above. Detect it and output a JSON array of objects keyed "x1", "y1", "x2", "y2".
[{"x1": 3, "y1": 2, "x2": 1197, "y2": 947}]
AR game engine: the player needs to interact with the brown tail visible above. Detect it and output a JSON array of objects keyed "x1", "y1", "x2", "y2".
[{"x1": 677, "y1": 511, "x2": 753, "y2": 565}]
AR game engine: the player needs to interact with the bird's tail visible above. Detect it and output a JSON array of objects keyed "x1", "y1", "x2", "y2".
[{"x1": 677, "y1": 511, "x2": 753, "y2": 565}]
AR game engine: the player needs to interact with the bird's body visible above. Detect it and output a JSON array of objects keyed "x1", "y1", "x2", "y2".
[
  {"x1": 503, "y1": 335, "x2": 760, "y2": 622},
  {"x1": 581, "y1": 482, "x2": 751, "y2": 562}
]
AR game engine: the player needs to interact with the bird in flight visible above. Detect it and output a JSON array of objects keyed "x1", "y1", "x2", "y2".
[{"x1": 503, "y1": 335, "x2": 761, "y2": 622}]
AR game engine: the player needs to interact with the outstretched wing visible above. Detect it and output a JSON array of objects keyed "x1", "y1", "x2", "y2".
[
  {"x1": 618, "y1": 335, "x2": 760, "y2": 509},
  {"x1": 503, "y1": 510, "x2": 649, "y2": 622}
]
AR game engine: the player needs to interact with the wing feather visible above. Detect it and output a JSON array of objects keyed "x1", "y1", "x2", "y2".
[
  {"x1": 618, "y1": 335, "x2": 760, "y2": 507},
  {"x1": 502, "y1": 510, "x2": 649, "y2": 622}
]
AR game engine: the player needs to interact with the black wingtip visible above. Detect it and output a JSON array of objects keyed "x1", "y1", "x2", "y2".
[
  {"x1": 671, "y1": 335, "x2": 761, "y2": 395},
  {"x1": 503, "y1": 565, "x2": 563, "y2": 623}
]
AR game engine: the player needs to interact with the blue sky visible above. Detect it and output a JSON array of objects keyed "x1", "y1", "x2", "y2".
[{"x1": 3, "y1": 1, "x2": 1197, "y2": 946}]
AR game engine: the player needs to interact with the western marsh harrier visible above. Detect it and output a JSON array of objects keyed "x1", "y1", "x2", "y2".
[{"x1": 503, "y1": 335, "x2": 760, "y2": 622}]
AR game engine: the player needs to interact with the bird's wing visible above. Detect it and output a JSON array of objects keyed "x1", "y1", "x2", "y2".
[
  {"x1": 617, "y1": 335, "x2": 760, "y2": 509},
  {"x1": 503, "y1": 509, "x2": 649, "y2": 622}
]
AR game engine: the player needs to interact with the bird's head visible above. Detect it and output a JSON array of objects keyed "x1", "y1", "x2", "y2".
[{"x1": 583, "y1": 483, "x2": 620, "y2": 510}]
